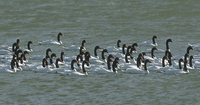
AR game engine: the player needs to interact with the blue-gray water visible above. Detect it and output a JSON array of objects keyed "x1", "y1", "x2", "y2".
[{"x1": 0, "y1": 0, "x2": 200, "y2": 105}]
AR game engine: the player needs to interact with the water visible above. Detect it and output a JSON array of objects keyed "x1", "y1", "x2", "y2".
[{"x1": 0, "y1": 0, "x2": 200, "y2": 104}]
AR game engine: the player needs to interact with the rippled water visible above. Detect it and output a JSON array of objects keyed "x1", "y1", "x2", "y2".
[{"x1": 0, "y1": 0, "x2": 200, "y2": 104}]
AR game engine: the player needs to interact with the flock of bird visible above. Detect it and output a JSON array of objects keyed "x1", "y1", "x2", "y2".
[{"x1": 0, "y1": 33, "x2": 200, "y2": 76}]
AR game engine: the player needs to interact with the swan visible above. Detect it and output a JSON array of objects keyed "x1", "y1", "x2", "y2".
[
  {"x1": 18, "y1": 51, "x2": 30, "y2": 67},
  {"x1": 58, "y1": 52, "x2": 66, "y2": 65},
  {"x1": 126, "y1": 59, "x2": 151, "y2": 74},
  {"x1": 119, "y1": 51, "x2": 134, "y2": 70},
  {"x1": 139, "y1": 36, "x2": 158, "y2": 47},
  {"x1": 163, "y1": 59, "x2": 189, "y2": 74},
  {"x1": 106, "y1": 40, "x2": 122, "y2": 52},
  {"x1": 130, "y1": 43, "x2": 138, "y2": 54},
  {"x1": 112, "y1": 57, "x2": 120, "y2": 73},
  {"x1": 49, "y1": 53, "x2": 57, "y2": 68},
  {"x1": 187, "y1": 55, "x2": 194, "y2": 70},
  {"x1": 159, "y1": 55, "x2": 189, "y2": 74},
  {"x1": 64, "y1": 40, "x2": 86, "y2": 51},
  {"x1": 90, "y1": 54, "x2": 116, "y2": 74},
  {"x1": 3, "y1": 59, "x2": 22, "y2": 73},
  {"x1": 101, "y1": 49, "x2": 108, "y2": 62},
  {"x1": 148, "y1": 55, "x2": 167, "y2": 72},
  {"x1": 30, "y1": 48, "x2": 52, "y2": 60},
  {"x1": 173, "y1": 46, "x2": 193, "y2": 60},
  {"x1": 122, "y1": 44, "x2": 127, "y2": 55},
  {"x1": 111, "y1": 44, "x2": 126, "y2": 58},
  {"x1": 84, "y1": 51, "x2": 104, "y2": 64},
  {"x1": 39, "y1": 32, "x2": 63, "y2": 45},
  {"x1": 144, "y1": 47, "x2": 158, "y2": 61},
  {"x1": 58, "y1": 46, "x2": 85, "y2": 62},
  {"x1": 76, "y1": 54, "x2": 84, "y2": 70},
  {"x1": 33, "y1": 58, "x2": 52, "y2": 73},
  {"x1": 136, "y1": 53, "x2": 146, "y2": 68},
  {"x1": 94, "y1": 46, "x2": 102, "y2": 58},
  {"x1": 23, "y1": 41, "x2": 33, "y2": 52},
  {"x1": 57, "y1": 60, "x2": 89, "y2": 76},
  {"x1": 85, "y1": 46, "x2": 105, "y2": 64}
]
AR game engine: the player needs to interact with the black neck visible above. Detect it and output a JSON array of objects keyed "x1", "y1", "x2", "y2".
[
  {"x1": 94, "y1": 47, "x2": 98, "y2": 56},
  {"x1": 24, "y1": 54, "x2": 27, "y2": 61},
  {"x1": 28, "y1": 43, "x2": 31, "y2": 50},
  {"x1": 125, "y1": 53, "x2": 129, "y2": 63},
  {"x1": 42, "y1": 59, "x2": 46, "y2": 67},
  {"x1": 61, "y1": 54, "x2": 64, "y2": 62},
  {"x1": 107, "y1": 55, "x2": 113, "y2": 70},
  {"x1": 122, "y1": 45, "x2": 126, "y2": 54},
  {"x1": 42, "y1": 58, "x2": 48, "y2": 68},
  {"x1": 168, "y1": 57, "x2": 172, "y2": 66},
  {"x1": 16, "y1": 40, "x2": 20, "y2": 49},
  {"x1": 82, "y1": 41, "x2": 85, "y2": 47},
  {"x1": 101, "y1": 50, "x2": 107, "y2": 60},
  {"x1": 126, "y1": 46, "x2": 131, "y2": 55},
  {"x1": 184, "y1": 55, "x2": 188, "y2": 63},
  {"x1": 189, "y1": 57, "x2": 193, "y2": 67},
  {"x1": 57, "y1": 34, "x2": 61, "y2": 42},
  {"x1": 82, "y1": 61, "x2": 87, "y2": 73},
  {"x1": 112, "y1": 60, "x2": 118, "y2": 73},
  {"x1": 76, "y1": 55, "x2": 81, "y2": 62},
  {"x1": 152, "y1": 37, "x2": 156, "y2": 44},
  {"x1": 79, "y1": 47, "x2": 83, "y2": 55},
  {"x1": 166, "y1": 41, "x2": 170, "y2": 50},
  {"x1": 12, "y1": 55, "x2": 16, "y2": 60},
  {"x1": 183, "y1": 61, "x2": 187, "y2": 71},
  {"x1": 162, "y1": 56, "x2": 166, "y2": 67},
  {"x1": 20, "y1": 55, "x2": 24, "y2": 64},
  {"x1": 137, "y1": 57, "x2": 141, "y2": 68},
  {"x1": 11, "y1": 59, "x2": 15, "y2": 69},
  {"x1": 107, "y1": 59, "x2": 111, "y2": 70},
  {"x1": 85, "y1": 54, "x2": 90, "y2": 62},
  {"x1": 179, "y1": 60, "x2": 182, "y2": 69},
  {"x1": 46, "y1": 51, "x2": 51, "y2": 58},
  {"x1": 50, "y1": 58, "x2": 53, "y2": 64},
  {"x1": 12, "y1": 43, "x2": 17, "y2": 52},
  {"x1": 187, "y1": 49, "x2": 190, "y2": 54},
  {"x1": 117, "y1": 40, "x2": 121, "y2": 48},
  {"x1": 17, "y1": 39, "x2": 20, "y2": 45},
  {"x1": 16, "y1": 52, "x2": 20, "y2": 61},
  {"x1": 186, "y1": 47, "x2": 192, "y2": 54},
  {"x1": 71, "y1": 60, "x2": 76, "y2": 70},
  {"x1": 15, "y1": 60, "x2": 19, "y2": 68},
  {"x1": 151, "y1": 49, "x2": 155, "y2": 58},
  {"x1": 56, "y1": 59, "x2": 59, "y2": 68},
  {"x1": 144, "y1": 62, "x2": 148, "y2": 70}
]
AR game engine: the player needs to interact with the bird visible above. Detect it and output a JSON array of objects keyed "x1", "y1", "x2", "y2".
[{"x1": 39, "y1": 32, "x2": 63, "y2": 45}]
